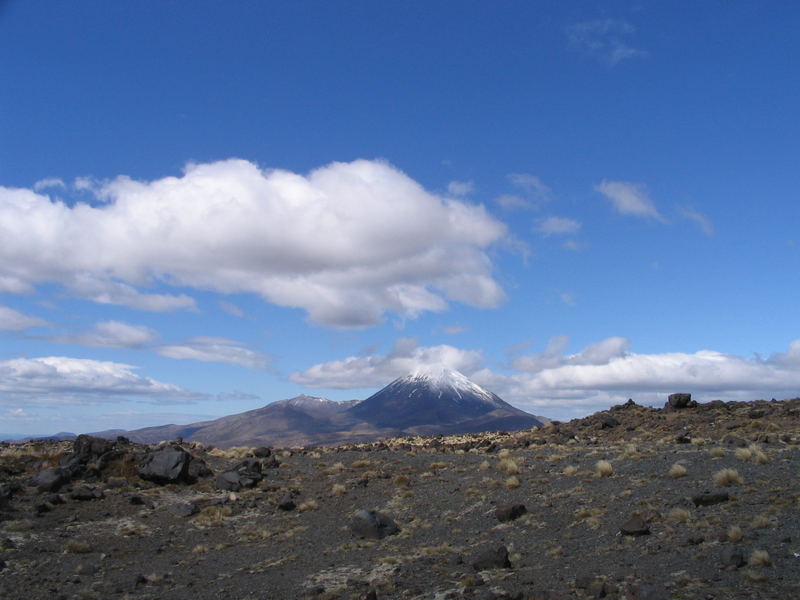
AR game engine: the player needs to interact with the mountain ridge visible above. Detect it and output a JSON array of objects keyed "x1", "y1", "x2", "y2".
[{"x1": 93, "y1": 368, "x2": 544, "y2": 448}]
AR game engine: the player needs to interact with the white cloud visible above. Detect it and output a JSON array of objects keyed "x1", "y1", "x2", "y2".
[
  {"x1": 0, "y1": 305, "x2": 49, "y2": 331},
  {"x1": 443, "y1": 325, "x2": 468, "y2": 335},
  {"x1": 0, "y1": 356, "x2": 199, "y2": 406},
  {"x1": 565, "y1": 19, "x2": 647, "y2": 66},
  {"x1": 157, "y1": 336, "x2": 273, "y2": 370},
  {"x1": 536, "y1": 216, "x2": 581, "y2": 235},
  {"x1": 218, "y1": 300, "x2": 245, "y2": 317},
  {"x1": 0, "y1": 159, "x2": 506, "y2": 327},
  {"x1": 290, "y1": 337, "x2": 484, "y2": 389},
  {"x1": 53, "y1": 320, "x2": 158, "y2": 348},
  {"x1": 679, "y1": 207, "x2": 715, "y2": 236},
  {"x1": 559, "y1": 292, "x2": 577, "y2": 307},
  {"x1": 447, "y1": 180, "x2": 474, "y2": 196},
  {"x1": 32, "y1": 177, "x2": 66, "y2": 192},
  {"x1": 495, "y1": 194, "x2": 534, "y2": 211},
  {"x1": 292, "y1": 335, "x2": 800, "y2": 421},
  {"x1": 594, "y1": 180, "x2": 666, "y2": 222}
]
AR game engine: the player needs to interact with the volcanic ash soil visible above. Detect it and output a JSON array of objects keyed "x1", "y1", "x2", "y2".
[{"x1": 1, "y1": 397, "x2": 800, "y2": 599}]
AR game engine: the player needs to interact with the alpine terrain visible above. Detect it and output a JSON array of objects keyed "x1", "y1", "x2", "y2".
[{"x1": 99, "y1": 368, "x2": 544, "y2": 448}]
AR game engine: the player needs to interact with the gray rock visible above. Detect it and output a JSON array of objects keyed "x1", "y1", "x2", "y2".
[
  {"x1": 186, "y1": 457, "x2": 212, "y2": 481},
  {"x1": 277, "y1": 496, "x2": 296, "y2": 511},
  {"x1": 620, "y1": 515, "x2": 650, "y2": 536},
  {"x1": 70, "y1": 487, "x2": 104, "y2": 501},
  {"x1": 253, "y1": 447, "x2": 272, "y2": 458},
  {"x1": 495, "y1": 504, "x2": 527, "y2": 522},
  {"x1": 692, "y1": 492, "x2": 729, "y2": 507},
  {"x1": 721, "y1": 547, "x2": 745, "y2": 569},
  {"x1": 666, "y1": 393, "x2": 696, "y2": 410},
  {"x1": 167, "y1": 502, "x2": 199, "y2": 518},
  {"x1": 139, "y1": 448, "x2": 190, "y2": 484},
  {"x1": 215, "y1": 471, "x2": 256, "y2": 491},
  {"x1": 472, "y1": 545, "x2": 511, "y2": 570},
  {"x1": 349, "y1": 509, "x2": 400, "y2": 539},
  {"x1": 32, "y1": 467, "x2": 70, "y2": 493}
]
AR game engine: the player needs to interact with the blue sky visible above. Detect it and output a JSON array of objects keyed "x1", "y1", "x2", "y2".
[{"x1": 1, "y1": 1, "x2": 799, "y2": 435}]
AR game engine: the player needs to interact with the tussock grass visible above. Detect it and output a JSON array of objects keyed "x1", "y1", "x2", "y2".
[
  {"x1": 505, "y1": 476, "x2": 520, "y2": 489},
  {"x1": 65, "y1": 539, "x2": 92, "y2": 554},
  {"x1": 562, "y1": 465, "x2": 579, "y2": 476},
  {"x1": 298, "y1": 499, "x2": 318, "y2": 512},
  {"x1": 498, "y1": 457, "x2": 521, "y2": 475},
  {"x1": 713, "y1": 468, "x2": 744, "y2": 487},
  {"x1": 331, "y1": 484, "x2": 346, "y2": 496},
  {"x1": 194, "y1": 505, "x2": 233, "y2": 527},
  {"x1": 668, "y1": 463, "x2": 687, "y2": 478},
  {"x1": 750, "y1": 515, "x2": 772, "y2": 529},
  {"x1": 666, "y1": 508, "x2": 691, "y2": 524},
  {"x1": 727, "y1": 525, "x2": 743, "y2": 542},
  {"x1": 351, "y1": 459, "x2": 372, "y2": 468},
  {"x1": 748, "y1": 549, "x2": 771, "y2": 567},
  {"x1": 594, "y1": 460, "x2": 613, "y2": 478},
  {"x1": 709, "y1": 447, "x2": 726, "y2": 458}
]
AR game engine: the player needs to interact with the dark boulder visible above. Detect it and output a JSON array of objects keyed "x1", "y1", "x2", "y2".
[
  {"x1": 620, "y1": 515, "x2": 650, "y2": 536},
  {"x1": 215, "y1": 471, "x2": 257, "y2": 492},
  {"x1": 32, "y1": 467, "x2": 70, "y2": 493},
  {"x1": 349, "y1": 509, "x2": 400, "y2": 539},
  {"x1": 70, "y1": 487, "x2": 104, "y2": 501},
  {"x1": 692, "y1": 492, "x2": 729, "y2": 507},
  {"x1": 187, "y1": 457, "x2": 212, "y2": 481},
  {"x1": 277, "y1": 496, "x2": 296, "y2": 511},
  {"x1": 73, "y1": 434, "x2": 114, "y2": 462},
  {"x1": 0, "y1": 483, "x2": 16, "y2": 509},
  {"x1": 495, "y1": 504, "x2": 527, "y2": 523},
  {"x1": 253, "y1": 447, "x2": 271, "y2": 458},
  {"x1": 472, "y1": 546, "x2": 511, "y2": 571},
  {"x1": 138, "y1": 448, "x2": 191, "y2": 484},
  {"x1": 666, "y1": 393, "x2": 697, "y2": 410}
]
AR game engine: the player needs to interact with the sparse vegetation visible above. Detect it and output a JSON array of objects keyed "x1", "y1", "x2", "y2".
[
  {"x1": 748, "y1": 549, "x2": 772, "y2": 567},
  {"x1": 714, "y1": 468, "x2": 744, "y2": 487},
  {"x1": 668, "y1": 463, "x2": 687, "y2": 478},
  {"x1": 594, "y1": 460, "x2": 613, "y2": 477}
]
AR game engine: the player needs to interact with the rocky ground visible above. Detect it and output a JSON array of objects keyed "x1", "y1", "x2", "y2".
[{"x1": 1, "y1": 396, "x2": 799, "y2": 600}]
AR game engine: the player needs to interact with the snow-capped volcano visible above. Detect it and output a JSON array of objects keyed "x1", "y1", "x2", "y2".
[{"x1": 349, "y1": 366, "x2": 542, "y2": 431}]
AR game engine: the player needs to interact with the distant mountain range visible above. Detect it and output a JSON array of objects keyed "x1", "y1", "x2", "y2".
[{"x1": 9, "y1": 368, "x2": 545, "y2": 448}]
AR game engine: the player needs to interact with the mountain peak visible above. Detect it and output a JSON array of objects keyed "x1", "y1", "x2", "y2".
[{"x1": 400, "y1": 366, "x2": 502, "y2": 407}]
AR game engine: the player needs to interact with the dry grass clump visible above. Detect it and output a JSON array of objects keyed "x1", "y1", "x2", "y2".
[
  {"x1": 194, "y1": 505, "x2": 233, "y2": 527},
  {"x1": 297, "y1": 499, "x2": 319, "y2": 511},
  {"x1": 209, "y1": 446, "x2": 252, "y2": 459},
  {"x1": 750, "y1": 515, "x2": 772, "y2": 529},
  {"x1": 727, "y1": 525, "x2": 743, "y2": 542},
  {"x1": 563, "y1": 465, "x2": 579, "y2": 476},
  {"x1": 331, "y1": 483, "x2": 346, "y2": 497},
  {"x1": 748, "y1": 549, "x2": 772, "y2": 567},
  {"x1": 709, "y1": 447, "x2": 726, "y2": 458},
  {"x1": 668, "y1": 463, "x2": 687, "y2": 478},
  {"x1": 594, "y1": 460, "x2": 613, "y2": 478},
  {"x1": 504, "y1": 476, "x2": 520, "y2": 489},
  {"x1": 351, "y1": 459, "x2": 372, "y2": 468},
  {"x1": 713, "y1": 468, "x2": 744, "y2": 487},
  {"x1": 665, "y1": 508, "x2": 691, "y2": 524},
  {"x1": 65, "y1": 539, "x2": 92, "y2": 554},
  {"x1": 623, "y1": 444, "x2": 638, "y2": 458},
  {"x1": 478, "y1": 460, "x2": 490, "y2": 471},
  {"x1": 192, "y1": 544, "x2": 209, "y2": 554},
  {"x1": 498, "y1": 457, "x2": 521, "y2": 475},
  {"x1": 393, "y1": 474, "x2": 410, "y2": 487},
  {"x1": 737, "y1": 444, "x2": 769, "y2": 464},
  {"x1": 320, "y1": 462, "x2": 345, "y2": 475},
  {"x1": 497, "y1": 448, "x2": 512, "y2": 459},
  {"x1": 429, "y1": 461, "x2": 448, "y2": 470}
]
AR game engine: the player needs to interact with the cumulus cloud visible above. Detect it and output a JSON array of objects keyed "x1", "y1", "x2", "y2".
[
  {"x1": 679, "y1": 207, "x2": 715, "y2": 236},
  {"x1": 218, "y1": 300, "x2": 245, "y2": 317},
  {"x1": 535, "y1": 216, "x2": 581, "y2": 236},
  {"x1": 447, "y1": 180, "x2": 474, "y2": 196},
  {"x1": 0, "y1": 159, "x2": 506, "y2": 327},
  {"x1": 32, "y1": 177, "x2": 66, "y2": 192},
  {"x1": 594, "y1": 180, "x2": 666, "y2": 222},
  {"x1": 565, "y1": 19, "x2": 647, "y2": 66},
  {"x1": 157, "y1": 336, "x2": 273, "y2": 370},
  {"x1": 53, "y1": 320, "x2": 158, "y2": 348},
  {"x1": 0, "y1": 305, "x2": 49, "y2": 331},
  {"x1": 290, "y1": 337, "x2": 484, "y2": 389},
  {"x1": 293, "y1": 336, "x2": 800, "y2": 420},
  {"x1": 0, "y1": 356, "x2": 200, "y2": 406}
]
